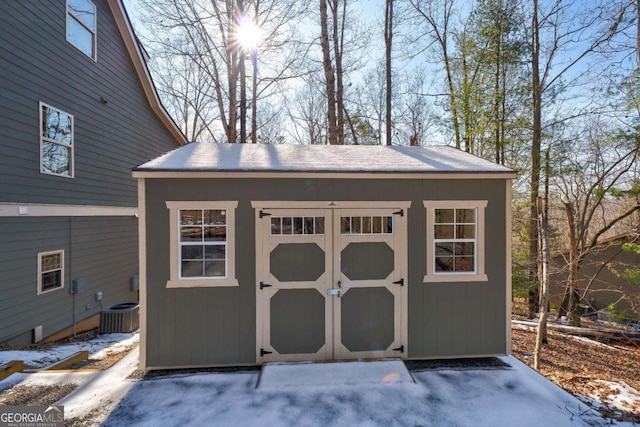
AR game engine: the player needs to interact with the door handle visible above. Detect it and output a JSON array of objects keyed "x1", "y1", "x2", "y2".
[{"x1": 327, "y1": 288, "x2": 342, "y2": 297}]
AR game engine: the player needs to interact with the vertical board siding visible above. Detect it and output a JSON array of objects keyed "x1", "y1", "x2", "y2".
[
  {"x1": 0, "y1": 0, "x2": 180, "y2": 206},
  {"x1": 0, "y1": 217, "x2": 139, "y2": 344},
  {"x1": 144, "y1": 177, "x2": 508, "y2": 368}
]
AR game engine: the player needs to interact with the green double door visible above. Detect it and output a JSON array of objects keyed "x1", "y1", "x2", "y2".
[{"x1": 255, "y1": 205, "x2": 408, "y2": 362}]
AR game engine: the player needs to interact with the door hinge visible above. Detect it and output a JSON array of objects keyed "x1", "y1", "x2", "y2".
[
  {"x1": 392, "y1": 278, "x2": 404, "y2": 286},
  {"x1": 259, "y1": 210, "x2": 271, "y2": 218},
  {"x1": 392, "y1": 345, "x2": 404, "y2": 353},
  {"x1": 393, "y1": 209, "x2": 404, "y2": 216},
  {"x1": 260, "y1": 348, "x2": 273, "y2": 357},
  {"x1": 259, "y1": 281, "x2": 272, "y2": 289}
]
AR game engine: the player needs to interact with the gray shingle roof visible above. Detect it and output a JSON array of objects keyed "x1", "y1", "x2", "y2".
[{"x1": 134, "y1": 142, "x2": 515, "y2": 175}]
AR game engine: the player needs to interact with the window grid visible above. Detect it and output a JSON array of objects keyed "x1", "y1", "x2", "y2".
[
  {"x1": 341, "y1": 216, "x2": 393, "y2": 235},
  {"x1": 270, "y1": 216, "x2": 325, "y2": 235},
  {"x1": 38, "y1": 250, "x2": 64, "y2": 294},
  {"x1": 67, "y1": 0, "x2": 97, "y2": 60},
  {"x1": 433, "y1": 208, "x2": 477, "y2": 273},
  {"x1": 40, "y1": 103, "x2": 74, "y2": 178},
  {"x1": 178, "y1": 209, "x2": 227, "y2": 279}
]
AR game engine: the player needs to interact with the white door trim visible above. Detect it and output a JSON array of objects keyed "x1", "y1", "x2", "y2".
[{"x1": 254, "y1": 201, "x2": 411, "y2": 363}]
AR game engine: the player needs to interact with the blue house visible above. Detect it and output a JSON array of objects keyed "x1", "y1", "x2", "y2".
[{"x1": 0, "y1": 0, "x2": 186, "y2": 345}]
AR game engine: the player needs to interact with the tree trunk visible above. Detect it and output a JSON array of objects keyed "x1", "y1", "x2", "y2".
[
  {"x1": 384, "y1": 0, "x2": 393, "y2": 146},
  {"x1": 251, "y1": 52, "x2": 257, "y2": 143},
  {"x1": 239, "y1": 51, "x2": 247, "y2": 143},
  {"x1": 559, "y1": 201, "x2": 582, "y2": 326},
  {"x1": 534, "y1": 197, "x2": 550, "y2": 370},
  {"x1": 529, "y1": 0, "x2": 541, "y2": 305},
  {"x1": 332, "y1": 0, "x2": 345, "y2": 145},
  {"x1": 320, "y1": 0, "x2": 338, "y2": 145}
]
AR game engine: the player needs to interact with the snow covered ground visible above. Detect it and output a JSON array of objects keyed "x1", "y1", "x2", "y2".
[
  {"x1": 0, "y1": 332, "x2": 139, "y2": 369},
  {"x1": 99, "y1": 356, "x2": 633, "y2": 427},
  {"x1": 1, "y1": 331, "x2": 638, "y2": 426}
]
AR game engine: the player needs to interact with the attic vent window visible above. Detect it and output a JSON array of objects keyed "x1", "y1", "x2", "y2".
[{"x1": 67, "y1": 0, "x2": 97, "y2": 60}]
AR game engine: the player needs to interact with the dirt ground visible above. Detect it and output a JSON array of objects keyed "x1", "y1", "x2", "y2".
[{"x1": 511, "y1": 320, "x2": 640, "y2": 423}]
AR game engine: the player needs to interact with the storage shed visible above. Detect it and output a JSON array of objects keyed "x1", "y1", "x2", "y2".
[{"x1": 133, "y1": 143, "x2": 516, "y2": 369}]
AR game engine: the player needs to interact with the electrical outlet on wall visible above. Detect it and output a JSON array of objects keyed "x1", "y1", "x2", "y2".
[{"x1": 86, "y1": 303, "x2": 92, "y2": 310}]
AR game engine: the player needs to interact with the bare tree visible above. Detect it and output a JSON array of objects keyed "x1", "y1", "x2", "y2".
[
  {"x1": 534, "y1": 197, "x2": 550, "y2": 370},
  {"x1": 396, "y1": 70, "x2": 437, "y2": 146},
  {"x1": 553, "y1": 118, "x2": 640, "y2": 326},
  {"x1": 287, "y1": 79, "x2": 328, "y2": 145},
  {"x1": 138, "y1": 0, "x2": 308, "y2": 143},
  {"x1": 409, "y1": 0, "x2": 462, "y2": 149},
  {"x1": 148, "y1": 36, "x2": 218, "y2": 142},
  {"x1": 384, "y1": 0, "x2": 394, "y2": 146}
]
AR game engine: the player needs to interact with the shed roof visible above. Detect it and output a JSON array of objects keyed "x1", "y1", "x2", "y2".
[{"x1": 134, "y1": 142, "x2": 515, "y2": 176}]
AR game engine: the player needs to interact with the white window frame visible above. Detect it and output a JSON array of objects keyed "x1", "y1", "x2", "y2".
[
  {"x1": 66, "y1": 0, "x2": 97, "y2": 61},
  {"x1": 166, "y1": 201, "x2": 239, "y2": 288},
  {"x1": 423, "y1": 200, "x2": 488, "y2": 283},
  {"x1": 39, "y1": 102, "x2": 74, "y2": 178},
  {"x1": 37, "y1": 250, "x2": 65, "y2": 295}
]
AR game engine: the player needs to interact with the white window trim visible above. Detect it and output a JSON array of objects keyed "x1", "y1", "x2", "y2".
[
  {"x1": 39, "y1": 102, "x2": 75, "y2": 178},
  {"x1": 37, "y1": 250, "x2": 65, "y2": 295},
  {"x1": 423, "y1": 200, "x2": 488, "y2": 283},
  {"x1": 66, "y1": 0, "x2": 98, "y2": 61},
  {"x1": 166, "y1": 201, "x2": 239, "y2": 288}
]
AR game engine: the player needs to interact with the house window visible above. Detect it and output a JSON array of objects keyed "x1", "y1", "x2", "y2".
[
  {"x1": 38, "y1": 250, "x2": 64, "y2": 294},
  {"x1": 423, "y1": 200, "x2": 488, "y2": 282},
  {"x1": 67, "y1": 0, "x2": 97, "y2": 60},
  {"x1": 40, "y1": 103, "x2": 74, "y2": 178},
  {"x1": 166, "y1": 201, "x2": 239, "y2": 288}
]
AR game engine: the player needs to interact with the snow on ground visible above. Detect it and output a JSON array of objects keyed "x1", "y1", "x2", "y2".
[
  {"x1": 258, "y1": 360, "x2": 414, "y2": 390},
  {"x1": 97, "y1": 356, "x2": 623, "y2": 427},
  {"x1": 2, "y1": 331, "x2": 638, "y2": 425},
  {"x1": 0, "y1": 332, "x2": 138, "y2": 369},
  {"x1": 584, "y1": 380, "x2": 640, "y2": 415}
]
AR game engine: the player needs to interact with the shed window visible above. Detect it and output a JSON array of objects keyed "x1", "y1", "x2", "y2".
[
  {"x1": 67, "y1": 0, "x2": 97, "y2": 60},
  {"x1": 38, "y1": 250, "x2": 64, "y2": 294},
  {"x1": 271, "y1": 216, "x2": 325, "y2": 235},
  {"x1": 40, "y1": 103, "x2": 74, "y2": 178},
  {"x1": 423, "y1": 201, "x2": 488, "y2": 282},
  {"x1": 166, "y1": 201, "x2": 239, "y2": 288}
]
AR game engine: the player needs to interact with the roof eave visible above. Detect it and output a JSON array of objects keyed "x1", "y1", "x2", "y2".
[{"x1": 132, "y1": 169, "x2": 518, "y2": 179}]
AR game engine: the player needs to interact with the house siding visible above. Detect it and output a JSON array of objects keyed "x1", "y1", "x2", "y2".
[
  {"x1": 0, "y1": 0, "x2": 182, "y2": 344},
  {"x1": 143, "y1": 177, "x2": 508, "y2": 368},
  {"x1": 0, "y1": 216, "x2": 139, "y2": 345},
  {"x1": 0, "y1": 0, "x2": 178, "y2": 207},
  {"x1": 550, "y1": 241, "x2": 640, "y2": 322}
]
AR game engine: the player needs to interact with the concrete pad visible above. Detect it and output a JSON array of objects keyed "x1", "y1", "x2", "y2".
[{"x1": 257, "y1": 360, "x2": 415, "y2": 390}]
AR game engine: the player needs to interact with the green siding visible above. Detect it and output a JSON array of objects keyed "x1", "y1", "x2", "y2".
[
  {"x1": 0, "y1": 0, "x2": 180, "y2": 206},
  {"x1": 0, "y1": 217, "x2": 140, "y2": 345},
  {"x1": 144, "y1": 177, "x2": 508, "y2": 367},
  {"x1": 0, "y1": 0, "x2": 181, "y2": 344}
]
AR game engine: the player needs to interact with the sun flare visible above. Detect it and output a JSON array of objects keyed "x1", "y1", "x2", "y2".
[{"x1": 237, "y1": 19, "x2": 261, "y2": 51}]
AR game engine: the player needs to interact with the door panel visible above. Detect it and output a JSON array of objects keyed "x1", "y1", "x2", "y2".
[
  {"x1": 270, "y1": 288, "x2": 326, "y2": 354},
  {"x1": 340, "y1": 287, "x2": 395, "y2": 352},
  {"x1": 334, "y1": 208, "x2": 406, "y2": 359},
  {"x1": 257, "y1": 209, "x2": 332, "y2": 362},
  {"x1": 256, "y1": 205, "x2": 407, "y2": 362}
]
